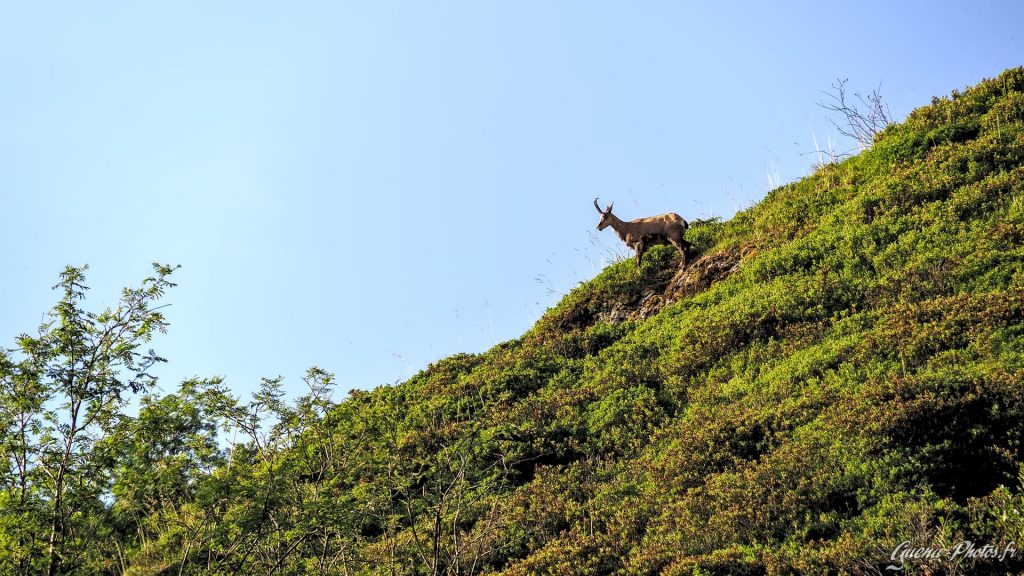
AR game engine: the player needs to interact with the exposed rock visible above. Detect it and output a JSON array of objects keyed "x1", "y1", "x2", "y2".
[{"x1": 630, "y1": 244, "x2": 750, "y2": 321}]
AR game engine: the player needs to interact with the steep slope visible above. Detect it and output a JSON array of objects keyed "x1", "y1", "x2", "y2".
[
  {"x1": 297, "y1": 67, "x2": 1024, "y2": 575},
  {"x1": 102, "y1": 68, "x2": 1024, "y2": 575}
]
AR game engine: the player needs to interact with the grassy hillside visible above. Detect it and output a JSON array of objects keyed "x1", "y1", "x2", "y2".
[{"x1": 4, "y1": 68, "x2": 1024, "y2": 575}]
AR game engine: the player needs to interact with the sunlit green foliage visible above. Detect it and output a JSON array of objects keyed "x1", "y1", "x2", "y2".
[{"x1": 3, "y1": 68, "x2": 1024, "y2": 574}]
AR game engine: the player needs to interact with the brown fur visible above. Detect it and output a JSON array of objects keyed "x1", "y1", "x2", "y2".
[{"x1": 594, "y1": 198, "x2": 691, "y2": 267}]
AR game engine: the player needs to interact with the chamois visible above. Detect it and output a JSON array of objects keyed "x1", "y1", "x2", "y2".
[{"x1": 594, "y1": 198, "x2": 691, "y2": 267}]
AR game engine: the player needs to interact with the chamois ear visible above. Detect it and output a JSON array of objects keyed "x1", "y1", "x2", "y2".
[{"x1": 608, "y1": 202, "x2": 614, "y2": 212}]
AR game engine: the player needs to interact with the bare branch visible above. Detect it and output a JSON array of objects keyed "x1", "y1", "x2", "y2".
[{"x1": 818, "y1": 78, "x2": 893, "y2": 149}]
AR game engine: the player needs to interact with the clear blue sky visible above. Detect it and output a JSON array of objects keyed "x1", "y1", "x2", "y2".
[{"x1": 2, "y1": 2, "x2": 1021, "y2": 400}]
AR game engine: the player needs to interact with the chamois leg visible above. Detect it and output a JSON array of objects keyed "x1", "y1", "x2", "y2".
[
  {"x1": 669, "y1": 236, "x2": 689, "y2": 267},
  {"x1": 634, "y1": 239, "x2": 646, "y2": 267}
]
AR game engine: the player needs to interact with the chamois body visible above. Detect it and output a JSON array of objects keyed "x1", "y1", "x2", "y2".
[{"x1": 594, "y1": 199, "x2": 691, "y2": 267}]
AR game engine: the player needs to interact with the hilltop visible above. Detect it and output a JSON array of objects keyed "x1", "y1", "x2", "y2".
[{"x1": 3, "y1": 68, "x2": 1024, "y2": 575}]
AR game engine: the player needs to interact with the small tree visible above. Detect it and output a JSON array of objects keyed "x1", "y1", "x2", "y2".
[
  {"x1": 0, "y1": 263, "x2": 178, "y2": 575},
  {"x1": 819, "y1": 78, "x2": 894, "y2": 150}
]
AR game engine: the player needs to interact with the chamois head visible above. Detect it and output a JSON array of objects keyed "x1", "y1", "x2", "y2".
[{"x1": 594, "y1": 198, "x2": 615, "y2": 230}]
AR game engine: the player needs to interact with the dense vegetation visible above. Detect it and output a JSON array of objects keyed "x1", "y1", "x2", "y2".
[{"x1": 3, "y1": 68, "x2": 1024, "y2": 575}]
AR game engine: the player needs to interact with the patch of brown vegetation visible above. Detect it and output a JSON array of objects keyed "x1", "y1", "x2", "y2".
[{"x1": 630, "y1": 244, "x2": 752, "y2": 320}]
